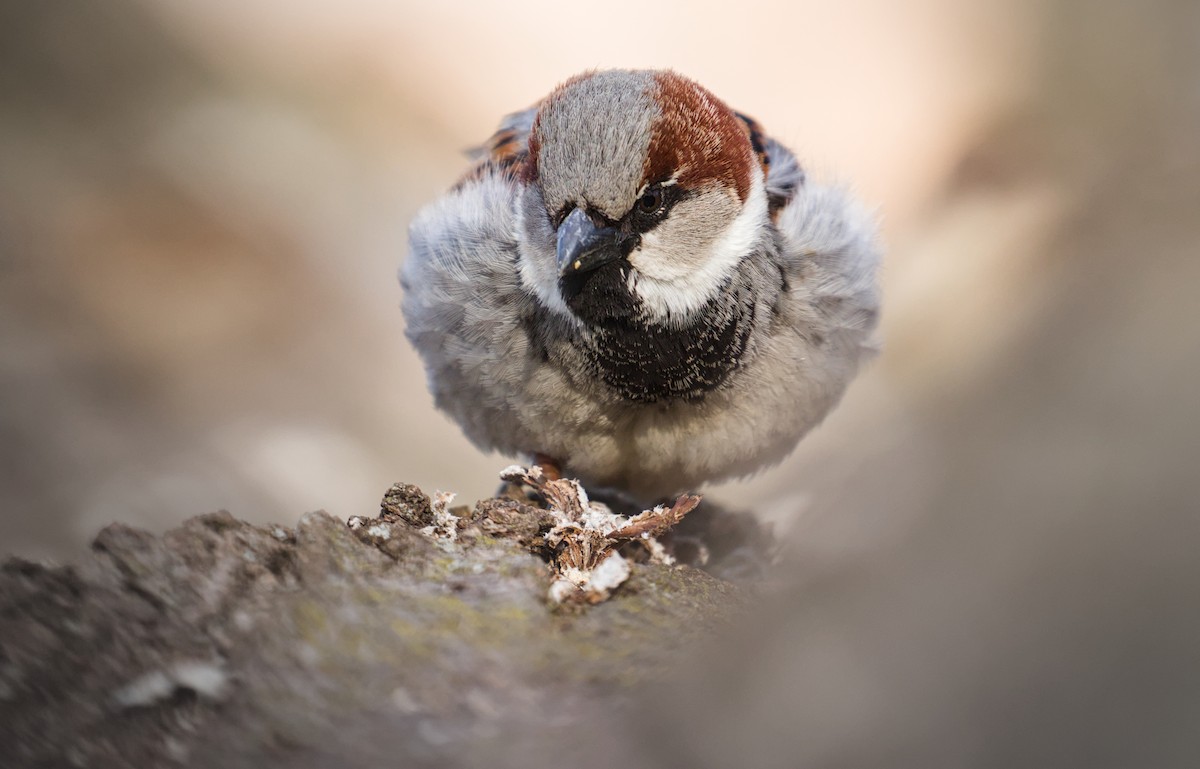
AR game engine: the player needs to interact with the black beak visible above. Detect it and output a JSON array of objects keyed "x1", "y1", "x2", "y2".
[{"x1": 556, "y1": 207, "x2": 624, "y2": 276}]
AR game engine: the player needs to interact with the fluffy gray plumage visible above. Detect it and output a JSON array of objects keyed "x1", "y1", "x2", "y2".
[{"x1": 402, "y1": 70, "x2": 880, "y2": 500}]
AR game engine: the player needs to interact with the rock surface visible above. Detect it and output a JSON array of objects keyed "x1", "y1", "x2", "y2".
[{"x1": 0, "y1": 485, "x2": 751, "y2": 768}]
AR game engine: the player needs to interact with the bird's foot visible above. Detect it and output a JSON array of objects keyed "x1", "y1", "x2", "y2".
[{"x1": 532, "y1": 452, "x2": 563, "y2": 482}]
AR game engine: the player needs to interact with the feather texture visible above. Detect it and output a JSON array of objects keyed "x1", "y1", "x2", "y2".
[{"x1": 402, "y1": 70, "x2": 880, "y2": 499}]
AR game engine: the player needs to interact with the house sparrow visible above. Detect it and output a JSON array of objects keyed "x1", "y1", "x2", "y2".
[{"x1": 402, "y1": 69, "x2": 880, "y2": 501}]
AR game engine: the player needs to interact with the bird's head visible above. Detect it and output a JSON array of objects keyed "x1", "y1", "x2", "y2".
[{"x1": 515, "y1": 70, "x2": 770, "y2": 327}]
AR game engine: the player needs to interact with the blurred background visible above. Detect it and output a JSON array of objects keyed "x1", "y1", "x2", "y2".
[
  {"x1": 0, "y1": 0, "x2": 1190, "y2": 566},
  {"x1": 5, "y1": 1, "x2": 1199, "y2": 763}
]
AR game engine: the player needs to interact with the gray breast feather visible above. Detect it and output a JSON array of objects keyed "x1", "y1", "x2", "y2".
[{"x1": 401, "y1": 173, "x2": 533, "y2": 447}]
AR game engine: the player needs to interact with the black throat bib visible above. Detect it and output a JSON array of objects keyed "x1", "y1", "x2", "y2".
[{"x1": 562, "y1": 264, "x2": 755, "y2": 404}]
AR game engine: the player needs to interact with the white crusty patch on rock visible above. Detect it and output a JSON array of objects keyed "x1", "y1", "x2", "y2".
[
  {"x1": 420, "y1": 490, "x2": 461, "y2": 541},
  {"x1": 113, "y1": 659, "x2": 229, "y2": 708}
]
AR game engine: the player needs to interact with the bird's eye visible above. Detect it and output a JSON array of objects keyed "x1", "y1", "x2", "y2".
[{"x1": 636, "y1": 188, "x2": 663, "y2": 215}]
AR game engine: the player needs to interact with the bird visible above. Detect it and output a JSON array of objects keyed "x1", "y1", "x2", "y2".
[{"x1": 401, "y1": 69, "x2": 880, "y2": 502}]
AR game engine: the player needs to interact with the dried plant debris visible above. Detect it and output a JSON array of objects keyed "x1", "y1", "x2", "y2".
[
  {"x1": 608, "y1": 495, "x2": 703, "y2": 542},
  {"x1": 472, "y1": 497, "x2": 554, "y2": 544},
  {"x1": 425, "y1": 490, "x2": 462, "y2": 541},
  {"x1": 378, "y1": 482, "x2": 434, "y2": 526},
  {"x1": 353, "y1": 471, "x2": 707, "y2": 606},
  {"x1": 499, "y1": 465, "x2": 701, "y2": 605},
  {"x1": 354, "y1": 487, "x2": 465, "y2": 539}
]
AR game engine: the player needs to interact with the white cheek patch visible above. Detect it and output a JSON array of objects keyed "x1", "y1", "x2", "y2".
[{"x1": 629, "y1": 165, "x2": 768, "y2": 325}]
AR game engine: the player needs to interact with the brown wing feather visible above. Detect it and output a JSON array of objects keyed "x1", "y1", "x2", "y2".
[
  {"x1": 455, "y1": 107, "x2": 539, "y2": 188},
  {"x1": 734, "y1": 111, "x2": 805, "y2": 221}
]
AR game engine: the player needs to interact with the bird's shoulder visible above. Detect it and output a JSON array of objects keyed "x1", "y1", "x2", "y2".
[
  {"x1": 731, "y1": 117, "x2": 880, "y2": 344},
  {"x1": 764, "y1": 177, "x2": 882, "y2": 352},
  {"x1": 734, "y1": 112, "x2": 804, "y2": 221},
  {"x1": 402, "y1": 162, "x2": 532, "y2": 353},
  {"x1": 456, "y1": 106, "x2": 539, "y2": 189}
]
